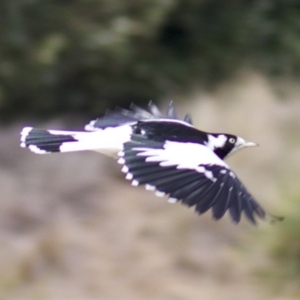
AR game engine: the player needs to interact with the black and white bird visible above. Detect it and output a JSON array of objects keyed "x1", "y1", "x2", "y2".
[{"x1": 20, "y1": 102, "x2": 280, "y2": 224}]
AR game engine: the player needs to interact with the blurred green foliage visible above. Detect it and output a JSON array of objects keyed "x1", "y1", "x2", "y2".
[
  {"x1": 255, "y1": 191, "x2": 300, "y2": 296},
  {"x1": 1, "y1": 0, "x2": 300, "y2": 119}
]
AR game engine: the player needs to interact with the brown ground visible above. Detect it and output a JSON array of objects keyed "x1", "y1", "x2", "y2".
[{"x1": 0, "y1": 72, "x2": 299, "y2": 299}]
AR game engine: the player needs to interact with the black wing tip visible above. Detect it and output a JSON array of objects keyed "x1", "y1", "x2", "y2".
[
  {"x1": 229, "y1": 210, "x2": 284, "y2": 226},
  {"x1": 194, "y1": 202, "x2": 257, "y2": 225},
  {"x1": 209, "y1": 194, "x2": 274, "y2": 225}
]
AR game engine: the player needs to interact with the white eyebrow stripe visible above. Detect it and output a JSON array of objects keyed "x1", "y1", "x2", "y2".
[{"x1": 205, "y1": 134, "x2": 227, "y2": 151}]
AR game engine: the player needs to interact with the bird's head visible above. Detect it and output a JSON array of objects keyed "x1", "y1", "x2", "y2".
[{"x1": 206, "y1": 133, "x2": 258, "y2": 160}]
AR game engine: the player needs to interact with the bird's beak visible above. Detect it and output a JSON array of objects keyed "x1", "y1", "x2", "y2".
[
  {"x1": 241, "y1": 141, "x2": 259, "y2": 148},
  {"x1": 230, "y1": 138, "x2": 259, "y2": 156},
  {"x1": 224, "y1": 137, "x2": 259, "y2": 158}
]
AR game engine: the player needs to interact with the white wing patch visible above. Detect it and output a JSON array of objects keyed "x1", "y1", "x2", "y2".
[
  {"x1": 57, "y1": 125, "x2": 132, "y2": 156},
  {"x1": 134, "y1": 141, "x2": 228, "y2": 168},
  {"x1": 132, "y1": 141, "x2": 229, "y2": 181}
]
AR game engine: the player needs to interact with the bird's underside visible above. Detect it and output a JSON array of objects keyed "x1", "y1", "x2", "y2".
[{"x1": 20, "y1": 102, "x2": 282, "y2": 225}]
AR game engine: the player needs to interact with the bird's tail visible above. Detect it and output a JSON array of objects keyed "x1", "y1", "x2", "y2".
[{"x1": 20, "y1": 126, "x2": 131, "y2": 156}]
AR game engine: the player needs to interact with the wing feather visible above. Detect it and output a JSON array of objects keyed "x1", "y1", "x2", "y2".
[
  {"x1": 119, "y1": 135, "x2": 267, "y2": 224},
  {"x1": 166, "y1": 101, "x2": 178, "y2": 119},
  {"x1": 85, "y1": 101, "x2": 193, "y2": 131},
  {"x1": 211, "y1": 175, "x2": 232, "y2": 219}
]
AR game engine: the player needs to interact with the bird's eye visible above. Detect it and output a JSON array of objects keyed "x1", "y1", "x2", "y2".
[{"x1": 229, "y1": 138, "x2": 235, "y2": 144}]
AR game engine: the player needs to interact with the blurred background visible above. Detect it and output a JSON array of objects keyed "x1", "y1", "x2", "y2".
[{"x1": 0, "y1": 0, "x2": 300, "y2": 299}]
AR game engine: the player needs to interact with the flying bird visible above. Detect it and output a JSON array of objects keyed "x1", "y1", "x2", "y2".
[{"x1": 20, "y1": 102, "x2": 281, "y2": 224}]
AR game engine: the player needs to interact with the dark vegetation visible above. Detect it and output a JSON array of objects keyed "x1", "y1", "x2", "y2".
[{"x1": 1, "y1": 0, "x2": 300, "y2": 119}]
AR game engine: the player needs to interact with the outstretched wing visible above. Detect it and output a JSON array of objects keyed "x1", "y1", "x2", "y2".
[
  {"x1": 118, "y1": 135, "x2": 266, "y2": 224},
  {"x1": 85, "y1": 101, "x2": 193, "y2": 131}
]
